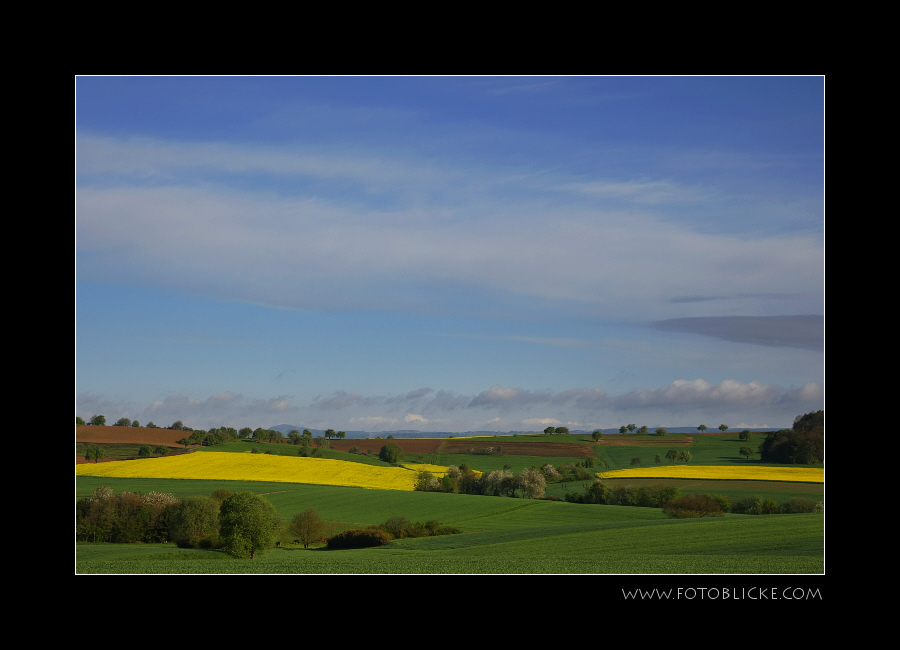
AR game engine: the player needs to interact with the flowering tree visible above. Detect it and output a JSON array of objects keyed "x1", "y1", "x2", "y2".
[{"x1": 518, "y1": 468, "x2": 546, "y2": 499}]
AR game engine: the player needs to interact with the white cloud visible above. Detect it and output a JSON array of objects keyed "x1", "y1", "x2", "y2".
[{"x1": 522, "y1": 417, "x2": 561, "y2": 426}]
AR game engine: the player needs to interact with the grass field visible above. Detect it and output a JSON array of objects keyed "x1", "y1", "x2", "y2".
[
  {"x1": 74, "y1": 476, "x2": 823, "y2": 574},
  {"x1": 75, "y1": 430, "x2": 825, "y2": 575}
]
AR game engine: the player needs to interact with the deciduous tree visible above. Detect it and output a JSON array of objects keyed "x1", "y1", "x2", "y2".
[
  {"x1": 379, "y1": 442, "x2": 402, "y2": 464},
  {"x1": 86, "y1": 445, "x2": 105, "y2": 463},
  {"x1": 170, "y1": 495, "x2": 220, "y2": 548},
  {"x1": 218, "y1": 492, "x2": 280, "y2": 559},
  {"x1": 289, "y1": 508, "x2": 325, "y2": 548}
]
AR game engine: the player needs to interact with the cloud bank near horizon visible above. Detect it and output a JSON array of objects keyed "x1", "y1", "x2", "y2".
[{"x1": 76, "y1": 377, "x2": 823, "y2": 433}]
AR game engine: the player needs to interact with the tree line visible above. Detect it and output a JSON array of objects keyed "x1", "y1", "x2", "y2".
[{"x1": 76, "y1": 486, "x2": 458, "y2": 557}]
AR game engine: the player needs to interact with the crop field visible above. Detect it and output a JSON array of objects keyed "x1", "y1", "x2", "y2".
[
  {"x1": 75, "y1": 429, "x2": 825, "y2": 576},
  {"x1": 76, "y1": 452, "x2": 421, "y2": 491},
  {"x1": 599, "y1": 465, "x2": 824, "y2": 482}
]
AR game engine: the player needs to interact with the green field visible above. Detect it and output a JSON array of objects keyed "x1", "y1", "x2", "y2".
[{"x1": 75, "y1": 432, "x2": 824, "y2": 575}]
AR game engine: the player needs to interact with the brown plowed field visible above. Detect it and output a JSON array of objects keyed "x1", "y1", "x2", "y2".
[{"x1": 76, "y1": 425, "x2": 198, "y2": 447}]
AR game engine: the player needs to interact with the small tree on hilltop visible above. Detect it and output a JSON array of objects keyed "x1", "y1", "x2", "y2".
[
  {"x1": 90, "y1": 415, "x2": 106, "y2": 426},
  {"x1": 697, "y1": 424, "x2": 707, "y2": 433},
  {"x1": 719, "y1": 424, "x2": 729, "y2": 432}
]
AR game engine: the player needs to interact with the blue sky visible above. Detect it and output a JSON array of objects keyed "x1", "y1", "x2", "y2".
[{"x1": 75, "y1": 76, "x2": 824, "y2": 433}]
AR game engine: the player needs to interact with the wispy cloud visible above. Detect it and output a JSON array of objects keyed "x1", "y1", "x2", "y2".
[{"x1": 651, "y1": 315, "x2": 824, "y2": 350}]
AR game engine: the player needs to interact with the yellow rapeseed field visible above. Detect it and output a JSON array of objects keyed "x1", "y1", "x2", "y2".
[
  {"x1": 598, "y1": 465, "x2": 823, "y2": 483},
  {"x1": 402, "y1": 463, "x2": 450, "y2": 477},
  {"x1": 76, "y1": 452, "x2": 420, "y2": 491}
]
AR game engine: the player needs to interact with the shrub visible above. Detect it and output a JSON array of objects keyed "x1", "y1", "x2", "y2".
[
  {"x1": 778, "y1": 497, "x2": 823, "y2": 514},
  {"x1": 379, "y1": 443, "x2": 403, "y2": 464},
  {"x1": 327, "y1": 528, "x2": 392, "y2": 549},
  {"x1": 663, "y1": 494, "x2": 725, "y2": 518}
]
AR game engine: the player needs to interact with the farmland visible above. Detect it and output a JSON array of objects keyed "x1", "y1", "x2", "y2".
[{"x1": 75, "y1": 427, "x2": 824, "y2": 576}]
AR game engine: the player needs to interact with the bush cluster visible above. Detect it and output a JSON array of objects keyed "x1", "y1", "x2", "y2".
[
  {"x1": 323, "y1": 515, "x2": 459, "y2": 549},
  {"x1": 76, "y1": 487, "x2": 179, "y2": 543},
  {"x1": 730, "y1": 495, "x2": 823, "y2": 515},
  {"x1": 417, "y1": 461, "x2": 598, "y2": 499},
  {"x1": 326, "y1": 528, "x2": 393, "y2": 549},
  {"x1": 662, "y1": 494, "x2": 727, "y2": 518},
  {"x1": 565, "y1": 481, "x2": 679, "y2": 507},
  {"x1": 563, "y1": 481, "x2": 823, "y2": 517}
]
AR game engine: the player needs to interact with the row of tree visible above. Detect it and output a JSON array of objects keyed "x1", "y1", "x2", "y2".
[{"x1": 414, "y1": 460, "x2": 599, "y2": 499}]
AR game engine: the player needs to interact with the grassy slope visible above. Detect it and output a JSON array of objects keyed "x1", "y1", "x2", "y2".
[{"x1": 75, "y1": 475, "x2": 823, "y2": 575}]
